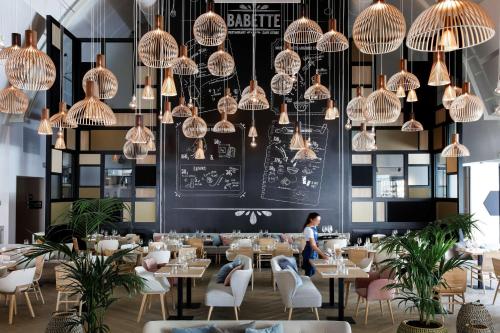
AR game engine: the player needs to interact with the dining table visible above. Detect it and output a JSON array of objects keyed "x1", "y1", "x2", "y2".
[{"x1": 457, "y1": 247, "x2": 487, "y2": 289}]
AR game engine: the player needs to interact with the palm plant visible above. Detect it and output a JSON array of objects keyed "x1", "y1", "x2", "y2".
[{"x1": 379, "y1": 214, "x2": 477, "y2": 327}]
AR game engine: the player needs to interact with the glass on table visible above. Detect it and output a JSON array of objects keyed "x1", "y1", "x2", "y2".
[{"x1": 357, "y1": 237, "x2": 363, "y2": 247}]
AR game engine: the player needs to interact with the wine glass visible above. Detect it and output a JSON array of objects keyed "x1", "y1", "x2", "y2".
[
  {"x1": 392, "y1": 229, "x2": 399, "y2": 237},
  {"x1": 357, "y1": 237, "x2": 362, "y2": 247}
]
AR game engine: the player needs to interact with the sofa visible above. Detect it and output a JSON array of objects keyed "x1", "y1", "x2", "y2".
[{"x1": 143, "y1": 320, "x2": 352, "y2": 333}]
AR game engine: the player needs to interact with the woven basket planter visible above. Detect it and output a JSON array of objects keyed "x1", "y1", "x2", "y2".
[
  {"x1": 397, "y1": 320, "x2": 447, "y2": 333},
  {"x1": 45, "y1": 312, "x2": 84, "y2": 333},
  {"x1": 456, "y1": 302, "x2": 493, "y2": 333},
  {"x1": 466, "y1": 323, "x2": 492, "y2": 333}
]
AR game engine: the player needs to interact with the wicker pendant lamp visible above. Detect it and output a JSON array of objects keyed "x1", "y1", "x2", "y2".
[
  {"x1": 353, "y1": 0, "x2": 406, "y2": 55},
  {"x1": 401, "y1": 113, "x2": 424, "y2": 132},
  {"x1": 449, "y1": 82, "x2": 485, "y2": 122},
  {"x1": 238, "y1": 80, "x2": 269, "y2": 110},
  {"x1": 407, "y1": 0, "x2": 494, "y2": 52},
  {"x1": 294, "y1": 138, "x2": 317, "y2": 161},
  {"x1": 213, "y1": 111, "x2": 235, "y2": 134},
  {"x1": 172, "y1": 45, "x2": 199, "y2": 76},
  {"x1": 129, "y1": 95, "x2": 137, "y2": 109},
  {"x1": 161, "y1": 68, "x2": 177, "y2": 97},
  {"x1": 442, "y1": 133, "x2": 470, "y2": 157},
  {"x1": 6, "y1": 30, "x2": 56, "y2": 91},
  {"x1": 443, "y1": 83, "x2": 457, "y2": 109},
  {"x1": 316, "y1": 19, "x2": 348, "y2": 52},
  {"x1": 250, "y1": 137, "x2": 257, "y2": 148},
  {"x1": 142, "y1": 75, "x2": 155, "y2": 100},
  {"x1": 0, "y1": 85, "x2": 28, "y2": 114},
  {"x1": 38, "y1": 108, "x2": 53, "y2": 135},
  {"x1": 241, "y1": 81, "x2": 266, "y2": 97},
  {"x1": 248, "y1": 120, "x2": 258, "y2": 138},
  {"x1": 352, "y1": 123, "x2": 376, "y2": 152},
  {"x1": 304, "y1": 72, "x2": 330, "y2": 100},
  {"x1": 407, "y1": 89, "x2": 418, "y2": 103},
  {"x1": 54, "y1": 129, "x2": 66, "y2": 150},
  {"x1": 193, "y1": 1, "x2": 227, "y2": 46},
  {"x1": 387, "y1": 59, "x2": 421, "y2": 92},
  {"x1": 173, "y1": 96, "x2": 192, "y2": 117},
  {"x1": 138, "y1": 15, "x2": 178, "y2": 68},
  {"x1": 50, "y1": 102, "x2": 77, "y2": 129},
  {"x1": 428, "y1": 51, "x2": 450, "y2": 86},
  {"x1": 0, "y1": 33, "x2": 21, "y2": 62},
  {"x1": 82, "y1": 54, "x2": 118, "y2": 99},
  {"x1": 346, "y1": 86, "x2": 367, "y2": 122},
  {"x1": 289, "y1": 122, "x2": 306, "y2": 150},
  {"x1": 67, "y1": 81, "x2": 116, "y2": 126},
  {"x1": 207, "y1": 44, "x2": 235, "y2": 77},
  {"x1": 324, "y1": 99, "x2": 339, "y2": 120},
  {"x1": 123, "y1": 140, "x2": 149, "y2": 160},
  {"x1": 217, "y1": 88, "x2": 238, "y2": 115},
  {"x1": 194, "y1": 139, "x2": 206, "y2": 160},
  {"x1": 345, "y1": 120, "x2": 352, "y2": 130},
  {"x1": 147, "y1": 138, "x2": 156, "y2": 151},
  {"x1": 274, "y1": 42, "x2": 301, "y2": 75},
  {"x1": 271, "y1": 73, "x2": 294, "y2": 95},
  {"x1": 126, "y1": 114, "x2": 154, "y2": 143},
  {"x1": 396, "y1": 85, "x2": 406, "y2": 98},
  {"x1": 278, "y1": 103, "x2": 290, "y2": 125},
  {"x1": 284, "y1": 6, "x2": 322, "y2": 44},
  {"x1": 364, "y1": 75, "x2": 401, "y2": 124},
  {"x1": 161, "y1": 101, "x2": 174, "y2": 124},
  {"x1": 182, "y1": 106, "x2": 207, "y2": 138}
]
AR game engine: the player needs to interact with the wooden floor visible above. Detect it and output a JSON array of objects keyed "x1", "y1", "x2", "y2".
[{"x1": 1, "y1": 266, "x2": 499, "y2": 332}]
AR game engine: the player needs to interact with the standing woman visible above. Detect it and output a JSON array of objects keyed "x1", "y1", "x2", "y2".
[{"x1": 301, "y1": 212, "x2": 327, "y2": 276}]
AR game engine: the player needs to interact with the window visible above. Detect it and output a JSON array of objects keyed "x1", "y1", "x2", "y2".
[
  {"x1": 104, "y1": 154, "x2": 133, "y2": 198},
  {"x1": 376, "y1": 154, "x2": 404, "y2": 198}
]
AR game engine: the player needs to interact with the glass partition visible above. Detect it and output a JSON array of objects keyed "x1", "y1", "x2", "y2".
[
  {"x1": 376, "y1": 154, "x2": 404, "y2": 198},
  {"x1": 104, "y1": 154, "x2": 133, "y2": 198}
]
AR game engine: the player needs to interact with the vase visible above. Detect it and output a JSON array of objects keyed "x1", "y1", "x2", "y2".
[
  {"x1": 397, "y1": 320, "x2": 448, "y2": 333},
  {"x1": 465, "y1": 323, "x2": 492, "y2": 333},
  {"x1": 456, "y1": 302, "x2": 493, "y2": 333},
  {"x1": 45, "y1": 312, "x2": 84, "y2": 333}
]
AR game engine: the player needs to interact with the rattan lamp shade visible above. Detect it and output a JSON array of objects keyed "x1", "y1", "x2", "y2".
[
  {"x1": 126, "y1": 114, "x2": 155, "y2": 144},
  {"x1": 450, "y1": 82, "x2": 485, "y2": 122},
  {"x1": 207, "y1": 45, "x2": 235, "y2": 77},
  {"x1": 401, "y1": 113, "x2": 424, "y2": 132},
  {"x1": 242, "y1": 81, "x2": 266, "y2": 97},
  {"x1": 271, "y1": 73, "x2": 294, "y2": 95},
  {"x1": 182, "y1": 107, "x2": 207, "y2": 138},
  {"x1": 407, "y1": 89, "x2": 418, "y2": 103},
  {"x1": 0, "y1": 85, "x2": 28, "y2": 114},
  {"x1": 387, "y1": 59, "x2": 421, "y2": 92},
  {"x1": 442, "y1": 133, "x2": 470, "y2": 157},
  {"x1": 129, "y1": 95, "x2": 137, "y2": 109},
  {"x1": 324, "y1": 99, "x2": 339, "y2": 120},
  {"x1": 284, "y1": 9, "x2": 323, "y2": 44},
  {"x1": 161, "y1": 101, "x2": 174, "y2": 124},
  {"x1": 364, "y1": 75, "x2": 401, "y2": 124},
  {"x1": 316, "y1": 19, "x2": 349, "y2": 52},
  {"x1": 82, "y1": 54, "x2": 118, "y2": 99},
  {"x1": 161, "y1": 68, "x2": 177, "y2": 97},
  {"x1": 50, "y1": 102, "x2": 77, "y2": 128},
  {"x1": 238, "y1": 80, "x2": 269, "y2": 110},
  {"x1": 442, "y1": 84, "x2": 457, "y2": 109},
  {"x1": 428, "y1": 51, "x2": 450, "y2": 86},
  {"x1": 172, "y1": 45, "x2": 199, "y2": 76},
  {"x1": 142, "y1": 75, "x2": 155, "y2": 100},
  {"x1": 217, "y1": 88, "x2": 238, "y2": 115},
  {"x1": 289, "y1": 122, "x2": 305, "y2": 150},
  {"x1": 172, "y1": 96, "x2": 192, "y2": 117},
  {"x1": 67, "y1": 81, "x2": 116, "y2": 126},
  {"x1": 278, "y1": 103, "x2": 290, "y2": 125},
  {"x1": 193, "y1": 2, "x2": 227, "y2": 47},
  {"x1": 138, "y1": 15, "x2": 178, "y2": 68},
  {"x1": 6, "y1": 30, "x2": 56, "y2": 91},
  {"x1": 0, "y1": 33, "x2": 21, "y2": 62},
  {"x1": 347, "y1": 86, "x2": 367, "y2": 122},
  {"x1": 38, "y1": 108, "x2": 53, "y2": 135},
  {"x1": 194, "y1": 139, "x2": 206, "y2": 160},
  {"x1": 353, "y1": 0, "x2": 406, "y2": 55},
  {"x1": 294, "y1": 138, "x2": 317, "y2": 160},
  {"x1": 213, "y1": 111, "x2": 235, "y2": 133},
  {"x1": 304, "y1": 73, "x2": 330, "y2": 100},
  {"x1": 123, "y1": 140, "x2": 149, "y2": 160},
  {"x1": 248, "y1": 120, "x2": 258, "y2": 138},
  {"x1": 54, "y1": 129, "x2": 66, "y2": 149},
  {"x1": 352, "y1": 124, "x2": 376, "y2": 152},
  {"x1": 274, "y1": 43, "x2": 301, "y2": 75},
  {"x1": 407, "y1": 0, "x2": 495, "y2": 52}
]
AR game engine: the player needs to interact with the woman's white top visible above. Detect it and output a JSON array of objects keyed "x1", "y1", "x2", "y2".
[{"x1": 304, "y1": 226, "x2": 315, "y2": 240}]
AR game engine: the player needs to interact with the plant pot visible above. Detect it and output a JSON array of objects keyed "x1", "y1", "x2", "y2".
[
  {"x1": 45, "y1": 311, "x2": 84, "y2": 333},
  {"x1": 397, "y1": 320, "x2": 448, "y2": 333},
  {"x1": 465, "y1": 323, "x2": 492, "y2": 333},
  {"x1": 456, "y1": 302, "x2": 493, "y2": 333}
]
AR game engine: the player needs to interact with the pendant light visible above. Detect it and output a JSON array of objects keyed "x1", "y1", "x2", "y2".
[
  {"x1": 54, "y1": 129, "x2": 66, "y2": 150},
  {"x1": 207, "y1": 44, "x2": 235, "y2": 77},
  {"x1": 129, "y1": 95, "x2": 137, "y2": 109},
  {"x1": 138, "y1": 15, "x2": 178, "y2": 68},
  {"x1": 364, "y1": 75, "x2": 401, "y2": 124},
  {"x1": 271, "y1": 73, "x2": 294, "y2": 95},
  {"x1": 278, "y1": 102, "x2": 290, "y2": 125},
  {"x1": 126, "y1": 114, "x2": 154, "y2": 144},
  {"x1": 0, "y1": 85, "x2": 28, "y2": 114},
  {"x1": 250, "y1": 137, "x2": 257, "y2": 148},
  {"x1": 442, "y1": 133, "x2": 470, "y2": 158},
  {"x1": 50, "y1": 102, "x2": 77, "y2": 129},
  {"x1": 316, "y1": 19, "x2": 348, "y2": 53},
  {"x1": 172, "y1": 96, "x2": 192, "y2": 117},
  {"x1": 238, "y1": 80, "x2": 270, "y2": 110},
  {"x1": 324, "y1": 99, "x2": 339, "y2": 121},
  {"x1": 494, "y1": 76, "x2": 500, "y2": 95},
  {"x1": 6, "y1": 30, "x2": 56, "y2": 91},
  {"x1": 345, "y1": 120, "x2": 352, "y2": 130},
  {"x1": 449, "y1": 82, "x2": 485, "y2": 122},
  {"x1": 161, "y1": 101, "x2": 174, "y2": 124},
  {"x1": 294, "y1": 138, "x2": 317, "y2": 161},
  {"x1": 407, "y1": 0, "x2": 494, "y2": 52},
  {"x1": 0, "y1": 33, "x2": 21, "y2": 62},
  {"x1": 352, "y1": 123, "x2": 376, "y2": 152},
  {"x1": 82, "y1": 54, "x2": 118, "y2": 99},
  {"x1": 428, "y1": 51, "x2": 450, "y2": 86},
  {"x1": 387, "y1": 59, "x2": 420, "y2": 92},
  {"x1": 401, "y1": 113, "x2": 424, "y2": 132},
  {"x1": 241, "y1": 81, "x2": 266, "y2": 97},
  {"x1": 442, "y1": 84, "x2": 457, "y2": 109},
  {"x1": 193, "y1": 1, "x2": 227, "y2": 47},
  {"x1": 147, "y1": 138, "x2": 156, "y2": 151},
  {"x1": 396, "y1": 85, "x2": 406, "y2": 98},
  {"x1": 217, "y1": 88, "x2": 238, "y2": 115},
  {"x1": 289, "y1": 122, "x2": 305, "y2": 151},
  {"x1": 161, "y1": 68, "x2": 177, "y2": 97},
  {"x1": 213, "y1": 111, "x2": 235, "y2": 134},
  {"x1": 274, "y1": 42, "x2": 301, "y2": 76},
  {"x1": 248, "y1": 120, "x2": 258, "y2": 138},
  {"x1": 142, "y1": 75, "x2": 155, "y2": 100},
  {"x1": 38, "y1": 108, "x2": 53, "y2": 135},
  {"x1": 123, "y1": 140, "x2": 148, "y2": 160},
  {"x1": 194, "y1": 139, "x2": 206, "y2": 159},
  {"x1": 67, "y1": 81, "x2": 116, "y2": 126},
  {"x1": 182, "y1": 106, "x2": 207, "y2": 138},
  {"x1": 346, "y1": 86, "x2": 367, "y2": 122},
  {"x1": 353, "y1": 0, "x2": 406, "y2": 55},
  {"x1": 171, "y1": 45, "x2": 199, "y2": 76},
  {"x1": 284, "y1": 6, "x2": 322, "y2": 45},
  {"x1": 407, "y1": 89, "x2": 418, "y2": 103},
  {"x1": 304, "y1": 72, "x2": 330, "y2": 100}
]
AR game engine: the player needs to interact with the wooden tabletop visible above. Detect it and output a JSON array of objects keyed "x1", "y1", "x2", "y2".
[
  {"x1": 314, "y1": 266, "x2": 370, "y2": 279},
  {"x1": 310, "y1": 258, "x2": 356, "y2": 268},
  {"x1": 154, "y1": 265, "x2": 208, "y2": 278},
  {"x1": 227, "y1": 248, "x2": 299, "y2": 255},
  {"x1": 341, "y1": 246, "x2": 377, "y2": 253},
  {"x1": 457, "y1": 247, "x2": 486, "y2": 256},
  {"x1": 167, "y1": 258, "x2": 211, "y2": 268}
]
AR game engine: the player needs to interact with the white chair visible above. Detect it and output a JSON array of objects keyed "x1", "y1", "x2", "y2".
[
  {"x1": 324, "y1": 238, "x2": 348, "y2": 251},
  {"x1": 0, "y1": 267, "x2": 36, "y2": 324},
  {"x1": 373, "y1": 248, "x2": 398, "y2": 270},
  {"x1": 236, "y1": 239, "x2": 253, "y2": 248},
  {"x1": 96, "y1": 239, "x2": 119, "y2": 255},
  {"x1": 149, "y1": 242, "x2": 166, "y2": 252},
  {"x1": 234, "y1": 254, "x2": 254, "y2": 290},
  {"x1": 120, "y1": 243, "x2": 135, "y2": 250},
  {"x1": 205, "y1": 255, "x2": 253, "y2": 320},
  {"x1": 135, "y1": 266, "x2": 171, "y2": 322},
  {"x1": 271, "y1": 255, "x2": 296, "y2": 292},
  {"x1": 144, "y1": 251, "x2": 171, "y2": 265}
]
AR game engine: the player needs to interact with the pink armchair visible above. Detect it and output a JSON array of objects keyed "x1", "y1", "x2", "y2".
[{"x1": 354, "y1": 272, "x2": 395, "y2": 325}]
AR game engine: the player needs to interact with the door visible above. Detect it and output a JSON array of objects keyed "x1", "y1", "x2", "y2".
[{"x1": 16, "y1": 177, "x2": 44, "y2": 244}]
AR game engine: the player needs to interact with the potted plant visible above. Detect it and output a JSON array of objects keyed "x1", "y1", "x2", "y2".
[{"x1": 379, "y1": 214, "x2": 477, "y2": 333}]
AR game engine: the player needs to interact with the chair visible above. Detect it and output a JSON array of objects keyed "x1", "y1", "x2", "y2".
[
  {"x1": 55, "y1": 265, "x2": 83, "y2": 315},
  {"x1": 72, "y1": 237, "x2": 80, "y2": 254},
  {"x1": 96, "y1": 239, "x2": 119, "y2": 255},
  {"x1": 345, "y1": 257, "x2": 373, "y2": 307},
  {"x1": 469, "y1": 250, "x2": 500, "y2": 293},
  {"x1": 27, "y1": 255, "x2": 45, "y2": 304},
  {"x1": 178, "y1": 247, "x2": 197, "y2": 259},
  {"x1": 144, "y1": 250, "x2": 171, "y2": 266},
  {"x1": 205, "y1": 255, "x2": 253, "y2": 320},
  {"x1": 492, "y1": 258, "x2": 500, "y2": 304},
  {"x1": 354, "y1": 273, "x2": 395, "y2": 325},
  {"x1": 237, "y1": 239, "x2": 253, "y2": 248},
  {"x1": 435, "y1": 267, "x2": 467, "y2": 314},
  {"x1": 258, "y1": 238, "x2": 276, "y2": 271},
  {"x1": 347, "y1": 248, "x2": 369, "y2": 266},
  {"x1": 148, "y1": 242, "x2": 166, "y2": 252},
  {"x1": 271, "y1": 255, "x2": 296, "y2": 292},
  {"x1": 371, "y1": 234, "x2": 386, "y2": 243},
  {"x1": 0, "y1": 267, "x2": 36, "y2": 324},
  {"x1": 373, "y1": 248, "x2": 398, "y2": 270},
  {"x1": 186, "y1": 238, "x2": 207, "y2": 259},
  {"x1": 325, "y1": 238, "x2": 348, "y2": 252},
  {"x1": 273, "y1": 247, "x2": 293, "y2": 258},
  {"x1": 135, "y1": 266, "x2": 171, "y2": 322}
]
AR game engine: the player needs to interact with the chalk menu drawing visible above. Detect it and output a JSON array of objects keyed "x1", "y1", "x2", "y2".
[
  {"x1": 175, "y1": 123, "x2": 246, "y2": 197},
  {"x1": 261, "y1": 122, "x2": 328, "y2": 206}
]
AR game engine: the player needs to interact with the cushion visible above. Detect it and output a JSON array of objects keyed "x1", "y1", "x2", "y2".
[
  {"x1": 245, "y1": 323, "x2": 283, "y2": 333},
  {"x1": 220, "y1": 235, "x2": 232, "y2": 246},
  {"x1": 285, "y1": 267, "x2": 302, "y2": 289},
  {"x1": 277, "y1": 257, "x2": 298, "y2": 272},
  {"x1": 281, "y1": 233, "x2": 294, "y2": 244},
  {"x1": 142, "y1": 257, "x2": 158, "y2": 272},
  {"x1": 211, "y1": 322, "x2": 255, "y2": 333},
  {"x1": 224, "y1": 264, "x2": 243, "y2": 286},
  {"x1": 212, "y1": 234, "x2": 222, "y2": 247},
  {"x1": 215, "y1": 259, "x2": 241, "y2": 283},
  {"x1": 172, "y1": 326, "x2": 214, "y2": 333}
]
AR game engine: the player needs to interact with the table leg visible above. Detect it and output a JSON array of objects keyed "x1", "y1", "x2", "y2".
[
  {"x1": 322, "y1": 278, "x2": 338, "y2": 308},
  {"x1": 168, "y1": 277, "x2": 193, "y2": 320},
  {"x1": 327, "y1": 277, "x2": 356, "y2": 323},
  {"x1": 184, "y1": 277, "x2": 201, "y2": 309}
]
